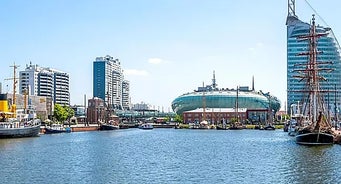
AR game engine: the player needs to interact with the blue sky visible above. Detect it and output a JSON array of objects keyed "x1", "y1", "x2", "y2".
[{"x1": 1, "y1": 0, "x2": 341, "y2": 111}]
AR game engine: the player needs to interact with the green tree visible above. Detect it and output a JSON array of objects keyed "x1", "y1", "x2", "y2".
[
  {"x1": 53, "y1": 104, "x2": 68, "y2": 123},
  {"x1": 63, "y1": 105, "x2": 75, "y2": 121},
  {"x1": 174, "y1": 114, "x2": 183, "y2": 123}
]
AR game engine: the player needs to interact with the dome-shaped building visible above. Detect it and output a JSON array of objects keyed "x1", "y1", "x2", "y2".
[{"x1": 171, "y1": 72, "x2": 281, "y2": 120}]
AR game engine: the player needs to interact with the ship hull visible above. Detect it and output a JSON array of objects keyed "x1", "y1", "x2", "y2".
[
  {"x1": 45, "y1": 127, "x2": 71, "y2": 134},
  {"x1": 296, "y1": 132, "x2": 334, "y2": 145},
  {"x1": 0, "y1": 125, "x2": 40, "y2": 138},
  {"x1": 99, "y1": 124, "x2": 119, "y2": 130}
]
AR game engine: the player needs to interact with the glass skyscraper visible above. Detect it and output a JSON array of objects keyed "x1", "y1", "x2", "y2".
[
  {"x1": 286, "y1": 2, "x2": 341, "y2": 115},
  {"x1": 93, "y1": 55, "x2": 130, "y2": 110}
]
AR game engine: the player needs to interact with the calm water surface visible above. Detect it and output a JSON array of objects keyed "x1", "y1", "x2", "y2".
[{"x1": 0, "y1": 129, "x2": 341, "y2": 184}]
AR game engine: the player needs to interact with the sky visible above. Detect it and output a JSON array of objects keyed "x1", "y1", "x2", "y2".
[{"x1": 1, "y1": 0, "x2": 341, "y2": 112}]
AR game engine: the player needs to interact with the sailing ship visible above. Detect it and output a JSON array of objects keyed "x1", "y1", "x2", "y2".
[
  {"x1": 264, "y1": 97, "x2": 275, "y2": 130},
  {"x1": 99, "y1": 92, "x2": 120, "y2": 130},
  {"x1": 197, "y1": 82, "x2": 210, "y2": 129},
  {"x1": 229, "y1": 86, "x2": 243, "y2": 130},
  {"x1": 0, "y1": 64, "x2": 41, "y2": 138},
  {"x1": 293, "y1": 15, "x2": 335, "y2": 145}
]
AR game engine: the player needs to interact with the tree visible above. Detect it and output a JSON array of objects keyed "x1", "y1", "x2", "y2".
[
  {"x1": 53, "y1": 104, "x2": 68, "y2": 123},
  {"x1": 63, "y1": 105, "x2": 75, "y2": 121},
  {"x1": 53, "y1": 104, "x2": 74, "y2": 123},
  {"x1": 174, "y1": 114, "x2": 183, "y2": 123}
]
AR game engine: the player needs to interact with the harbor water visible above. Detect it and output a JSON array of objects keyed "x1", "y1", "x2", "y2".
[{"x1": 1, "y1": 129, "x2": 341, "y2": 183}]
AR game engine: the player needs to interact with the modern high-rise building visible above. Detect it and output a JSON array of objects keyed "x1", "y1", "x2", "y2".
[
  {"x1": 19, "y1": 62, "x2": 70, "y2": 105},
  {"x1": 93, "y1": 55, "x2": 130, "y2": 110},
  {"x1": 122, "y1": 80, "x2": 130, "y2": 110},
  {"x1": 286, "y1": 0, "x2": 341, "y2": 115}
]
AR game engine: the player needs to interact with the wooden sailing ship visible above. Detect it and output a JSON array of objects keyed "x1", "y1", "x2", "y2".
[
  {"x1": 229, "y1": 86, "x2": 243, "y2": 130},
  {"x1": 293, "y1": 15, "x2": 335, "y2": 145}
]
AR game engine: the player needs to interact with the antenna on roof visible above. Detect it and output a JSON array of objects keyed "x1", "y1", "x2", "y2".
[
  {"x1": 212, "y1": 70, "x2": 217, "y2": 89},
  {"x1": 288, "y1": 0, "x2": 296, "y2": 17},
  {"x1": 286, "y1": 0, "x2": 298, "y2": 25},
  {"x1": 252, "y1": 76, "x2": 255, "y2": 91}
]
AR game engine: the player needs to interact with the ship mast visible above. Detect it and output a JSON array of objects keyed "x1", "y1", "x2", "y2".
[
  {"x1": 202, "y1": 82, "x2": 206, "y2": 122},
  {"x1": 235, "y1": 86, "x2": 239, "y2": 122},
  {"x1": 5, "y1": 63, "x2": 19, "y2": 117},
  {"x1": 294, "y1": 15, "x2": 333, "y2": 123}
]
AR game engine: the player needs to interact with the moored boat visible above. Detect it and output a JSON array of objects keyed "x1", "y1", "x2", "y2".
[
  {"x1": 228, "y1": 122, "x2": 243, "y2": 130},
  {"x1": 0, "y1": 119, "x2": 41, "y2": 138},
  {"x1": 264, "y1": 124, "x2": 275, "y2": 130},
  {"x1": 293, "y1": 15, "x2": 334, "y2": 145},
  {"x1": 0, "y1": 64, "x2": 41, "y2": 138},
  {"x1": 139, "y1": 123, "x2": 153, "y2": 130},
  {"x1": 216, "y1": 125, "x2": 228, "y2": 130},
  {"x1": 296, "y1": 132, "x2": 334, "y2": 145},
  {"x1": 288, "y1": 120, "x2": 297, "y2": 136},
  {"x1": 99, "y1": 120, "x2": 120, "y2": 130},
  {"x1": 45, "y1": 124, "x2": 71, "y2": 134},
  {"x1": 99, "y1": 124, "x2": 120, "y2": 130}
]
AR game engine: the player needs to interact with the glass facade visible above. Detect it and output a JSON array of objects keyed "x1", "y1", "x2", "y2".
[
  {"x1": 171, "y1": 90, "x2": 281, "y2": 115},
  {"x1": 93, "y1": 55, "x2": 126, "y2": 109},
  {"x1": 287, "y1": 16, "x2": 341, "y2": 114}
]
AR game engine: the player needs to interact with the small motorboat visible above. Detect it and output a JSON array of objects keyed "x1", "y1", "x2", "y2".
[{"x1": 139, "y1": 123, "x2": 153, "y2": 130}]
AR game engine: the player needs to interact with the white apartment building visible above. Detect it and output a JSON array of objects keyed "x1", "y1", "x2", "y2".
[{"x1": 19, "y1": 62, "x2": 70, "y2": 105}]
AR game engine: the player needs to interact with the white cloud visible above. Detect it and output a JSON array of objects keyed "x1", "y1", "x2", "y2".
[
  {"x1": 248, "y1": 42, "x2": 264, "y2": 54},
  {"x1": 256, "y1": 42, "x2": 264, "y2": 47},
  {"x1": 148, "y1": 58, "x2": 164, "y2": 64},
  {"x1": 124, "y1": 69, "x2": 149, "y2": 76},
  {"x1": 248, "y1": 47, "x2": 256, "y2": 52}
]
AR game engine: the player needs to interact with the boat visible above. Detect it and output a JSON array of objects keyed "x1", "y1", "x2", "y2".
[
  {"x1": 198, "y1": 120, "x2": 210, "y2": 129},
  {"x1": 0, "y1": 119, "x2": 41, "y2": 138},
  {"x1": 99, "y1": 95, "x2": 120, "y2": 131},
  {"x1": 264, "y1": 96, "x2": 275, "y2": 130},
  {"x1": 0, "y1": 64, "x2": 41, "y2": 138},
  {"x1": 45, "y1": 124, "x2": 71, "y2": 134},
  {"x1": 287, "y1": 114, "x2": 306, "y2": 136},
  {"x1": 229, "y1": 122, "x2": 244, "y2": 130},
  {"x1": 293, "y1": 15, "x2": 335, "y2": 145},
  {"x1": 287, "y1": 119, "x2": 298, "y2": 136},
  {"x1": 229, "y1": 86, "x2": 243, "y2": 130},
  {"x1": 139, "y1": 123, "x2": 153, "y2": 130},
  {"x1": 264, "y1": 124, "x2": 275, "y2": 130},
  {"x1": 99, "y1": 120, "x2": 120, "y2": 130},
  {"x1": 197, "y1": 84, "x2": 210, "y2": 130},
  {"x1": 283, "y1": 122, "x2": 289, "y2": 132},
  {"x1": 216, "y1": 120, "x2": 228, "y2": 130}
]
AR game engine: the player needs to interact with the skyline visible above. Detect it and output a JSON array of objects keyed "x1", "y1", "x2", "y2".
[{"x1": 1, "y1": 0, "x2": 341, "y2": 111}]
